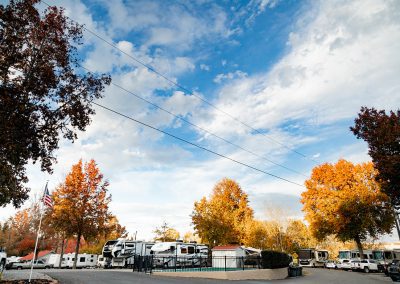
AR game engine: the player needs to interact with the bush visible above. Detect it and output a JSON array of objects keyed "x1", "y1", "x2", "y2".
[{"x1": 261, "y1": 250, "x2": 291, "y2": 269}]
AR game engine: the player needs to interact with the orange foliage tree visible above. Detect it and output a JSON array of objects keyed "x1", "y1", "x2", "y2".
[
  {"x1": 51, "y1": 159, "x2": 112, "y2": 268},
  {"x1": 301, "y1": 159, "x2": 394, "y2": 258},
  {"x1": 191, "y1": 178, "x2": 254, "y2": 246}
]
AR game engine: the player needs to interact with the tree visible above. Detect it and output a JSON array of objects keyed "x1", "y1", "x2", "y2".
[
  {"x1": 242, "y1": 220, "x2": 269, "y2": 250},
  {"x1": 283, "y1": 220, "x2": 315, "y2": 254},
  {"x1": 153, "y1": 221, "x2": 180, "y2": 242},
  {"x1": 351, "y1": 107, "x2": 400, "y2": 206},
  {"x1": 51, "y1": 159, "x2": 112, "y2": 269},
  {"x1": 191, "y1": 178, "x2": 254, "y2": 246},
  {"x1": 0, "y1": 0, "x2": 111, "y2": 208},
  {"x1": 301, "y1": 159, "x2": 394, "y2": 258}
]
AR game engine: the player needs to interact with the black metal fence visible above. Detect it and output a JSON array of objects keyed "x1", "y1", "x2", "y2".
[{"x1": 132, "y1": 255, "x2": 262, "y2": 273}]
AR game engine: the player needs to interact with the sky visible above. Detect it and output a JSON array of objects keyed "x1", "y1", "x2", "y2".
[{"x1": 1, "y1": 0, "x2": 400, "y2": 242}]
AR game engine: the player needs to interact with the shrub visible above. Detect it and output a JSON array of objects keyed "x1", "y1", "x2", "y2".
[{"x1": 261, "y1": 250, "x2": 290, "y2": 269}]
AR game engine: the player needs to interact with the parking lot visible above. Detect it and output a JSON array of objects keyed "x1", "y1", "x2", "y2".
[{"x1": 1, "y1": 268, "x2": 394, "y2": 284}]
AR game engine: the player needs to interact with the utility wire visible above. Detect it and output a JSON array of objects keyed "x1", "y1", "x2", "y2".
[
  {"x1": 40, "y1": 0, "x2": 319, "y2": 164},
  {"x1": 78, "y1": 64, "x2": 308, "y2": 178},
  {"x1": 92, "y1": 101, "x2": 305, "y2": 188}
]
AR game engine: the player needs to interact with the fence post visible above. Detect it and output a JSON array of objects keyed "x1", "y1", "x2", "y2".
[
  {"x1": 225, "y1": 256, "x2": 227, "y2": 271},
  {"x1": 199, "y1": 256, "x2": 202, "y2": 271},
  {"x1": 242, "y1": 256, "x2": 244, "y2": 270},
  {"x1": 174, "y1": 257, "x2": 177, "y2": 272}
]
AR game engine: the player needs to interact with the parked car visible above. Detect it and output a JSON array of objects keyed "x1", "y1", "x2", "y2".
[
  {"x1": 324, "y1": 260, "x2": 338, "y2": 269},
  {"x1": 338, "y1": 259, "x2": 352, "y2": 270},
  {"x1": 358, "y1": 259, "x2": 379, "y2": 273},
  {"x1": 10, "y1": 260, "x2": 52, "y2": 270},
  {"x1": 388, "y1": 260, "x2": 400, "y2": 282}
]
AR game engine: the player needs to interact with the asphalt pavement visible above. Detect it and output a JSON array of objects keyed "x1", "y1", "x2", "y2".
[{"x1": 4, "y1": 268, "x2": 394, "y2": 284}]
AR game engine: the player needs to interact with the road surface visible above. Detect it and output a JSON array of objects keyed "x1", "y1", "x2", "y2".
[{"x1": 4, "y1": 268, "x2": 393, "y2": 283}]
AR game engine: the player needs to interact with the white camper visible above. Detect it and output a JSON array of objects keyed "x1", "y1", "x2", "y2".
[
  {"x1": 62, "y1": 253, "x2": 97, "y2": 268},
  {"x1": 111, "y1": 240, "x2": 154, "y2": 268},
  {"x1": 151, "y1": 241, "x2": 209, "y2": 268},
  {"x1": 298, "y1": 248, "x2": 328, "y2": 267}
]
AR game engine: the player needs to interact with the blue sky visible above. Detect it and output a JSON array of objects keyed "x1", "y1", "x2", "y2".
[{"x1": 1, "y1": 0, "x2": 400, "y2": 241}]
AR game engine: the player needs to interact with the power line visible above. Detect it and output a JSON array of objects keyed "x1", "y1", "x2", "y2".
[
  {"x1": 40, "y1": 0, "x2": 319, "y2": 164},
  {"x1": 77, "y1": 64, "x2": 308, "y2": 178},
  {"x1": 92, "y1": 101, "x2": 305, "y2": 188}
]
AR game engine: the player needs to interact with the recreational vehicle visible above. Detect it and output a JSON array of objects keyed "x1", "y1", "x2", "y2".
[
  {"x1": 151, "y1": 241, "x2": 209, "y2": 268},
  {"x1": 372, "y1": 249, "x2": 400, "y2": 273},
  {"x1": 298, "y1": 248, "x2": 328, "y2": 267},
  {"x1": 61, "y1": 253, "x2": 97, "y2": 268},
  {"x1": 110, "y1": 240, "x2": 154, "y2": 268}
]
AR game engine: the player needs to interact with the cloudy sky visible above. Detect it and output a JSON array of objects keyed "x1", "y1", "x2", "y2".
[{"x1": 1, "y1": 0, "x2": 400, "y2": 241}]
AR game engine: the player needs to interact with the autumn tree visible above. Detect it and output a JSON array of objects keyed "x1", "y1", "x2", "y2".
[
  {"x1": 191, "y1": 178, "x2": 254, "y2": 246},
  {"x1": 153, "y1": 221, "x2": 180, "y2": 242},
  {"x1": 51, "y1": 159, "x2": 112, "y2": 269},
  {"x1": 242, "y1": 220, "x2": 269, "y2": 250},
  {"x1": 0, "y1": 0, "x2": 111, "y2": 208},
  {"x1": 301, "y1": 159, "x2": 394, "y2": 258},
  {"x1": 283, "y1": 220, "x2": 315, "y2": 254},
  {"x1": 351, "y1": 107, "x2": 400, "y2": 207}
]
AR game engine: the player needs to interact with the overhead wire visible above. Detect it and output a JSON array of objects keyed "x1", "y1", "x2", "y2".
[
  {"x1": 92, "y1": 101, "x2": 305, "y2": 188},
  {"x1": 77, "y1": 64, "x2": 308, "y2": 178},
  {"x1": 40, "y1": 0, "x2": 320, "y2": 165}
]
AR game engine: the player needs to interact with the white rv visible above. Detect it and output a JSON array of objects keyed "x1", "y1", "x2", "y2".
[
  {"x1": 151, "y1": 241, "x2": 209, "y2": 268},
  {"x1": 110, "y1": 240, "x2": 154, "y2": 268},
  {"x1": 0, "y1": 247, "x2": 6, "y2": 271},
  {"x1": 298, "y1": 248, "x2": 329, "y2": 267},
  {"x1": 61, "y1": 253, "x2": 97, "y2": 268}
]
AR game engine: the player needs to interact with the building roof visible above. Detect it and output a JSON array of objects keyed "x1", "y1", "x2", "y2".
[
  {"x1": 20, "y1": 250, "x2": 52, "y2": 261},
  {"x1": 212, "y1": 245, "x2": 242, "y2": 251}
]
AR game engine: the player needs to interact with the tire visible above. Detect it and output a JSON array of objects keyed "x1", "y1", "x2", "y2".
[
  {"x1": 364, "y1": 266, "x2": 369, "y2": 273},
  {"x1": 390, "y1": 276, "x2": 399, "y2": 282}
]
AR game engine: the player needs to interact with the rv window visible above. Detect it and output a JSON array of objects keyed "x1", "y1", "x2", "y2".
[
  {"x1": 196, "y1": 249, "x2": 200, "y2": 253},
  {"x1": 72, "y1": 258, "x2": 75, "y2": 261},
  {"x1": 79, "y1": 257, "x2": 85, "y2": 262},
  {"x1": 385, "y1": 251, "x2": 393, "y2": 259},
  {"x1": 90, "y1": 260, "x2": 93, "y2": 262},
  {"x1": 170, "y1": 246, "x2": 175, "y2": 252},
  {"x1": 188, "y1": 246, "x2": 195, "y2": 254},
  {"x1": 181, "y1": 247, "x2": 188, "y2": 254}
]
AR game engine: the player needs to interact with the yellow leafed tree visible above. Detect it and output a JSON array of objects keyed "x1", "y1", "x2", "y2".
[
  {"x1": 191, "y1": 178, "x2": 254, "y2": 246},
  {"x1": 301, "y1": 159, "x2": 394, "y2": 258}
]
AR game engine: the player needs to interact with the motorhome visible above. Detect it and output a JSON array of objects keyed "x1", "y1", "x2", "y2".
[
  {"x1": 298, "y1": 248, "x2": 329, "y2": 267},
  {"x1": 372, "y1": 249, "x2": 400, "y2": 273},
  {"x1": 151, "y1": 241, "x2": 209, "y2": 268},
  {"x1": 110, "y1": 240, "x2": 154, "y2": 268}
]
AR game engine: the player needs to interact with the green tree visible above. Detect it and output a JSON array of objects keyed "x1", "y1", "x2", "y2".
[
  {"x1": 301, "y1": 160, "x2": 394, "y2": 258},
  {"x1": 191, "y1": 178, "x2": 254, "y2": 246},
  {"x1": 0, "y1": 0, "x2": 111, "y2": 207},
  {"x1": 51, "y1": 159, "x2": 112, "y2": 269}
]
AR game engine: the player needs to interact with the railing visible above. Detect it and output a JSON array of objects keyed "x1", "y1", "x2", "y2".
[{"x1": 132, "y1": 255, "x2": 262, "y2": 273}]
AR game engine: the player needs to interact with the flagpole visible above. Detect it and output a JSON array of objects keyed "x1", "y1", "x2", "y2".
[{"x1": 29, "y1": 181, "x2": 48, "y2": 283}]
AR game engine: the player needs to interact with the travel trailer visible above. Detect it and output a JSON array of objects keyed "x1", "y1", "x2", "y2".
[
  {"x1": 61, "y1": 253, "x2": 97, "y2": 268},
  {"x1": 372, "y1": 249, "x2": 400, "y2": 273},
  {"x1": 298, "y1": 248, "x2": 329, "y2": 267},
  {"x1": 110, "y1": 240, "x2": 154, "y2": 268},
  {"x1": 151, "y1": 241, "x2": 209, "y2": 268}
]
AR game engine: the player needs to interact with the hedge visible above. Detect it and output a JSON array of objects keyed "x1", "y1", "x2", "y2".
[{"x1": 261, "y1": 250, "x2": 291, "y2": 269}]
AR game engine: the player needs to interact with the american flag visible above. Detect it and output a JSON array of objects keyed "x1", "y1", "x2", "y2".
[{"x1": 43, "y1": 183, "x2": 53, "y2": 207}]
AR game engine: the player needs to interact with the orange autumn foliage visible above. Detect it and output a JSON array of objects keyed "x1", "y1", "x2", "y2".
[{"x1": 301, "y1": 159, "x2": 394, "y2": 257}]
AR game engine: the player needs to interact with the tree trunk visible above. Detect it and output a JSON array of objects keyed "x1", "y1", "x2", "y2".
[
  {"x1": 354, "y1": 235, "x2": 364, "y2": 259},
  {"x1": 73, "y1": 232, "x2": 81, "y2": 269},
  {"x1": 59, "y1": 238, "x2": 65, "y2": 269}
]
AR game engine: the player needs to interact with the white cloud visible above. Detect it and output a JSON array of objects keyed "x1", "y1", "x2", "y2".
[
  {"x1": 201, "y1": 0, "x2": 400, "y2": 139},
  {"x1": 213, "y1": 70, "x2": 248, "y2": 84}
]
